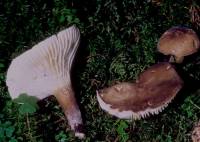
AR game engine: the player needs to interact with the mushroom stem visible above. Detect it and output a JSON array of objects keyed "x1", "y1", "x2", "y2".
[
  {"x1": 54, "y1": 86, "x2": 84, "y2": 139},
  {"x1": 175, "y1": 56, "x2": 184, "y2": 63},
  {"x1": 169, "y1": 56, "x2": 184, "y2": 63},
  {"x1": 169, "y1": 56, "x2": 175, "y2": 63}
]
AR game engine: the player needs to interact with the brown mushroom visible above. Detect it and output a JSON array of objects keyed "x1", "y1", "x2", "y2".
[
  {"x1": 157, "y1": 26, "x2": 200, "y2": 63},
  {"x1": 97, "y1": 62, "x2": 183, "y2": 119}
]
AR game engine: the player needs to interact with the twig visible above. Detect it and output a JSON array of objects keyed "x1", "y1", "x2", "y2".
[
  {"x1": 86, "y1": 54, "x2": 106, "y2": 60},
  {"x1": 26, "y1": 113, "x2": 34, "y2": 142},
  {"x1": 189, "y1": 100, "x2": 200, "y2": 110},
  {"x1": 114, "y1": 136, "x2": 119, "y2": 142},
  {"x1": 54, "y1": 117, "x2": 65, "y2": 124}
]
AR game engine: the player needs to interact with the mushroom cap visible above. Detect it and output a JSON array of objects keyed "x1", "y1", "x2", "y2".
[
  {"x1": 6, "y1": 26, "x2": 80, "y2": 99},
  {"x1": 97, "y1": 62, "x2": 183, "y2": 119},
  {"x1": 157, "y1": 26, "x2": 200, "y2": 62}
]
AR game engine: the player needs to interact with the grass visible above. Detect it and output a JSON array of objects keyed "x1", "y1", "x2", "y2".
[{"x1": 0, "y1": 0, "x2": 200, "y2": 141}]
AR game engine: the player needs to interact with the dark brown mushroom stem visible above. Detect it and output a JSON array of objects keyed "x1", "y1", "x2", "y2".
[
  {"x1": 54, "y1": 86, "x2": 84, "y2": 138},
  {"x1": 97, "y1": 62, "x2": 183, "y2": 119}
]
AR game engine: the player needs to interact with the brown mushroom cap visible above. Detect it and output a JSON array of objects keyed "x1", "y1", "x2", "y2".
[
  {"x1": 97, "y1": 62, "x2": 183, "y2": 119},
  {"x1": 157, "y1": 26, "x2": 200, "y2": 63}
]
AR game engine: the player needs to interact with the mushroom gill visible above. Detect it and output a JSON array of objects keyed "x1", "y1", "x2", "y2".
[
  {"x1": 157, "y1": 26, "x2": 200, "y2": 63},
  {"x1": 6, "y1": 26, "x2": 85, "y2": 139},
  {"x1": 97, "y1": 62, "x2": 183, "y2": 119}
]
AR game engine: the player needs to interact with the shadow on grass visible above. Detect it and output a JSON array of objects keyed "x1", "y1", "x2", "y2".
[
  {"x1": 71, "y1": 35, "x2": 90, "y2": 136},
  {"x1": 158, "y1": 51, "x2": 200, "y2": 107}
]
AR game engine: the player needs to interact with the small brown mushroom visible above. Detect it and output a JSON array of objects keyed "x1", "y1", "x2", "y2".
[
  {"x1": 157, "y1": 26, "x2": 200, "y2": 63},
  {"x1": 97, "y1": 62, "x2": 183, "y2": 119}
]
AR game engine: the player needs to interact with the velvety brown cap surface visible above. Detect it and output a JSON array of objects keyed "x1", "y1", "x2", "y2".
[
  {"x1": 158, "y1": 26, "x2": 199, "y2": 57},
  {"x1": 98, "y1": 62, "x2": 183, "y2": 112}
]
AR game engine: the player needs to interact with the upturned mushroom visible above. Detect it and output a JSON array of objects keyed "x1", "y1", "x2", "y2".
[
  {"x1": 157, "y1": 26, "x2": 200, "y2": 63},
  {"x1": 97, "y1": 62, "x2": 183, "y2": 119},
  {"x1": 6, "y1": 26, "x2": 84, "y2": 138}
]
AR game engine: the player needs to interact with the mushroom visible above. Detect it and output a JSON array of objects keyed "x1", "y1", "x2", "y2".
[
  {"x1": 6, "y1": 26, "x2": 85, "y2": 138},
  {"x1": 192, "y1": 121, "x2": 200, "y2": 142},
  {"x1": 157, "y1": 26, "x2": 200, "y2": 63},
  {"x1": 97, "y1": 62, "x2": 183, "y2": 119}
]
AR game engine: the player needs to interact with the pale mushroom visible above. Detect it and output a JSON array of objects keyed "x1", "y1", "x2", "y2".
[
  {"x1": 97, "y1": 62, "x2": 183, "y2": 119},
  {"x1": 157, "y1": 26, "x2": 200, "y2": 63},
  {"x1": 192, "y1": 121, "x2": 200, "y2": 142},
  {"x1": 6, "y1": 26, "x2": 85, "y2": 138}
]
